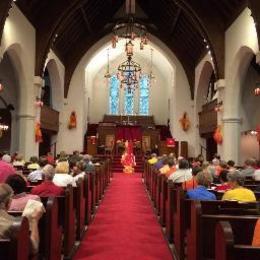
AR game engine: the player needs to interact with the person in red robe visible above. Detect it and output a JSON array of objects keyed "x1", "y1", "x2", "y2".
[{"x1": 121, "y1": 140, "x2": 136, "y2": 174}]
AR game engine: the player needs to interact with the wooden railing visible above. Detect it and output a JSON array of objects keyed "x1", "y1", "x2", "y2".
[
  {"x1": 198, "y1": 99, "x2": 217, "y2": 136},
  {"x1": 40, "y1": 105, "x2": 59, "y2": 133}
]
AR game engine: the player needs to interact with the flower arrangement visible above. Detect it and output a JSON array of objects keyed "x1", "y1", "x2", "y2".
[{"x1": 68, "y1": 111, "x2": 77, "y2": 129}]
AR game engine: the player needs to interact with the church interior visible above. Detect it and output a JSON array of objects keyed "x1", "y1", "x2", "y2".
[{"x1": 0, "y1": 0, "x2": 260, "y2": 259}]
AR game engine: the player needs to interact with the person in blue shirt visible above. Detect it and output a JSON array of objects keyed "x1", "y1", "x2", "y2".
[{"x1": 187, "y1": 170, "x2": 216, "y2": 201}]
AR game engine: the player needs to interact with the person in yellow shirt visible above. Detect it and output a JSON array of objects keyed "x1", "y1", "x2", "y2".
[
  {"x1": 222, "y1": 170, "x2": 256, "y2": 202},
  {"x1": 148, "y1": 154, "x2": 158, "y2": 165}
]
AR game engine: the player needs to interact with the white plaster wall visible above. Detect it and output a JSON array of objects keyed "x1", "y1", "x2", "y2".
[{"x1": 1, "y1": 4, "x2": 37, "y2": 159}]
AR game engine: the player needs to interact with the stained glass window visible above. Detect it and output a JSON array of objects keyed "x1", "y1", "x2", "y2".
[
  {"x1": 139, "y1": 75, "x2": 150, "y2": 115},
  {"x1": 124, "y1": 88, "x2": 134, "y2": 115},
  {"x1": 109, "y1": 75, "x2": 120, "y2": 115}
]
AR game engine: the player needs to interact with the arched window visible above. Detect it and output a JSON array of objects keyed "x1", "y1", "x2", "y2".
[
  {"x1": 139, "y1": 75, "x2": 150, "y2": 115},
  {"x1": 124, "y1": 88, "x2": 134, "y2": 115},
  {"x1": 109, "y1": 75, "x2": 120, "y2": 115}
]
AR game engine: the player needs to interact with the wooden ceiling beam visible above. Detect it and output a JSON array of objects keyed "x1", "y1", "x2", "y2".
[{"x1": 170, "y1": 8, "x2": 182, "y2": 35}]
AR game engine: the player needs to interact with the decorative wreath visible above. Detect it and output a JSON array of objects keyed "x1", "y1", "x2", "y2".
[
  {"x1": 179, "y1": 112, "x2": 190, "y2": 132},
  {"x1": 68, "y1": 111, "x2": 77, "y2": 129}
]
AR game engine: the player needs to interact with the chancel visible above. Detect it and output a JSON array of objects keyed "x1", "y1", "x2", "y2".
[{"x1": 0, "y1": 0, "x2": 260, "y2": 259}]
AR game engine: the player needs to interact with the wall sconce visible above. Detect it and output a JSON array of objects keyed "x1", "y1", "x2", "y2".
[
  {"x1": 254, "y1": 82, "x2": 260, "y2": 96},
  {"x1": 35, "y1": 97, "x2": 44, "y2": 107},
  {"x1": 214, "y1": 101, "x2": 223, "y2": 112}
]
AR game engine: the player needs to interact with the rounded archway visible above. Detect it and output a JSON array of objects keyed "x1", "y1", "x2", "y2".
[{"x1": 0, "y1": 45, "x2": 23, "y2": 153}]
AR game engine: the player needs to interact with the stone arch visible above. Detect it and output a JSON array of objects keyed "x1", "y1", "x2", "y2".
[
  {"x1": 44, "y1": 59, "x2": 63, "y2": 112},
  {"x1": 224, "y1": 46, "x2": 255, "y2": 119},
  {"x1": 0, "y1": 43, "x2": 26, "y2": 153},
  {"x1": 195, "y1": 61, "x2": 215, "y2": 113}
]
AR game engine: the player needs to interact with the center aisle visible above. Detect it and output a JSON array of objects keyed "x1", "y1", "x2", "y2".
[{"x1": 74, "y1": 173, "x2": 173, "y2": 260}]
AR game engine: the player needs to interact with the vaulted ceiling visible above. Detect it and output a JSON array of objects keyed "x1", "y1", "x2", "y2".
[{"x1": 1, "y1": 0, "x2": 259, "y2": 99}]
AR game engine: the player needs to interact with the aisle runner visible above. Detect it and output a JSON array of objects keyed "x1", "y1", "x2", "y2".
[{"x1": 74, "y1": 173, "x2": 173, "y2": 260}]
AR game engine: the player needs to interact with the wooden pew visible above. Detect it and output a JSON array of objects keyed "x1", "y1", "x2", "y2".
[
  {"x1": 9, "y1": 197, "x2": 62, "y2": 260},
  {"x1": 186, "y1": 200, "x2": 260, "y2": 260},
  {"x1": 57, "y1": 185, "x2": 76, "y2": 259},
  {"x1": 73, "y1": 178, "x2": 86, "y2": 240},
  {"x1": 83, "y1": 174, "x2": 92, "y2": 225},
  {"x1": 216, "y1": 221, "x2": 260, "y2": 260},
  {"x1": 0, "y1": 217, "x2": 30, "y2": 260},
  {"x1": 156, "y1": 174, "x2": 163, "y2": 215},
  {"x1": 89, "y1": 171, "x2": 96, "y2": 214},
  {"x1": 159, "y1": 175, "x2": 168, "y2": 226}
]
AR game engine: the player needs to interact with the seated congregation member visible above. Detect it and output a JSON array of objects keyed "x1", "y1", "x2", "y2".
[
  {"x1": 241, "y1": 158, "x2": 256, "y2": 177},
  {"x1": 5, "y1": 174, "x2": 40, "y2": 211},
  {"x1": 83, "y1": 154, "x2": 95, "y2": 173},
  {"x1": 168, "y1": 159, "x2": 192, "y2": 183},
  {"x1": 27, "y1": 156, "x2": 40, "y2": 171},
  {"x1": 159, "y1": 158, "x2": 170, "y2": 174},
  {"x1": 165, "y1": 159, "x2": 177, "y2": 177},
  {"x1": 31, "y1": 165, "x2": 64, "y2": 196},
  {"x1": 253, "y1": 160, "x2": 260, "y2": 181},
  {"x1": 0, "y1": 154, "x2": 16, "y2": 183},
  {"x1": 27, "y1": 156, "x2": 48, "y2": 182},
  {"x1": 154, "y1": 155, "x2": 167, "y2": 170},
  {"x1": 227, "y1": 160, "x2": 236, "y2": 172},
  {"x1": 222, "y1": 171, "x2": 256, "y2": 202},
  {"x1": 12, "y1": 154, "x2": 25, "y2": 168},
  {"x1": 0, "y1": 183, "x2": 43, "y2": 254},
  {"x1": 46, "y1": 152, "x2": 55, "y2": 165},
  {"x1": 187, "y1": 171, "x2": 216, "y2": 201},
  {"x1": 71, "y1": 161, "x2": 86, "y2": 182},
  {"x1": 182, "y1": 166, "x2": 201, "y2": 191},
  {"x1": 53, "y1": 161, "x2": 76, "y2": 187},
  {"x1": 148, "y1": 153, "x2": 158, "y2": 165},
  {"x1": 215, "y1": 170, "x2": 231, "y2": 191}
]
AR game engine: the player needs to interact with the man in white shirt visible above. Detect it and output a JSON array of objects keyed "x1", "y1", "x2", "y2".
[{"x1": 168, "y1": 159, "x2": 192, "y2": 183}]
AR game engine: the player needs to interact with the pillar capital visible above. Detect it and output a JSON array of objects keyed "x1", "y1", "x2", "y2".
[
  {"x1": 215, "y1": 79, "x2": 225, "y2": 91},
  {"x1": 34, "y1": 76, "x2": 44, "y2": 88},
  {"x1": 222, "y1": 117, "x2": 241, "y2": 124},
  {"x1": 256, "y1": 52, "x2": 260, "y2": 65}
]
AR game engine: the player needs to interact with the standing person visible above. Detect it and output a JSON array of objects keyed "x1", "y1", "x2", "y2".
[{"x1": 121, "y1": 140, "x2": 136, "y2": 174}]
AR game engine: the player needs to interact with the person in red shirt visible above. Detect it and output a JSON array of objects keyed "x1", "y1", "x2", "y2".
[
  {"x1": 31, "y1": 164, "x2": 64, "y2": 197},
  {"x1": 215, "y1": 170, "x2": 231, "y2": 191}
]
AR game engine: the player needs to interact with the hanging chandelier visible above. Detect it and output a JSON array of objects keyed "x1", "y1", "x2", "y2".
[
  {"x1": 117, "y1": 54, "x2": 142, "y2": 93},
  {"x1": 111, "y1": 0, "x2": 148, "y2": 51}
]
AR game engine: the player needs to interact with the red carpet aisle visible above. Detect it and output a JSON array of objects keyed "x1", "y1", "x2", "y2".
[{"x1": 74, "y1": 173, "x2": 173, "y2": 260}]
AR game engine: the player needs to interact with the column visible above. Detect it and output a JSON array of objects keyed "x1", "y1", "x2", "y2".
[
  {"x1": 17, "y1": 76, "x2": 44, "y2": 159},
  {"x1": 222, "y1": 117, "x2": 241, "y2": 163},
  {"x1": 256, "y1": 52, "x2": 260, "y2": 65},
  {"x1": 215, "y1": 79, "x2": 225, "y2": 158}
]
